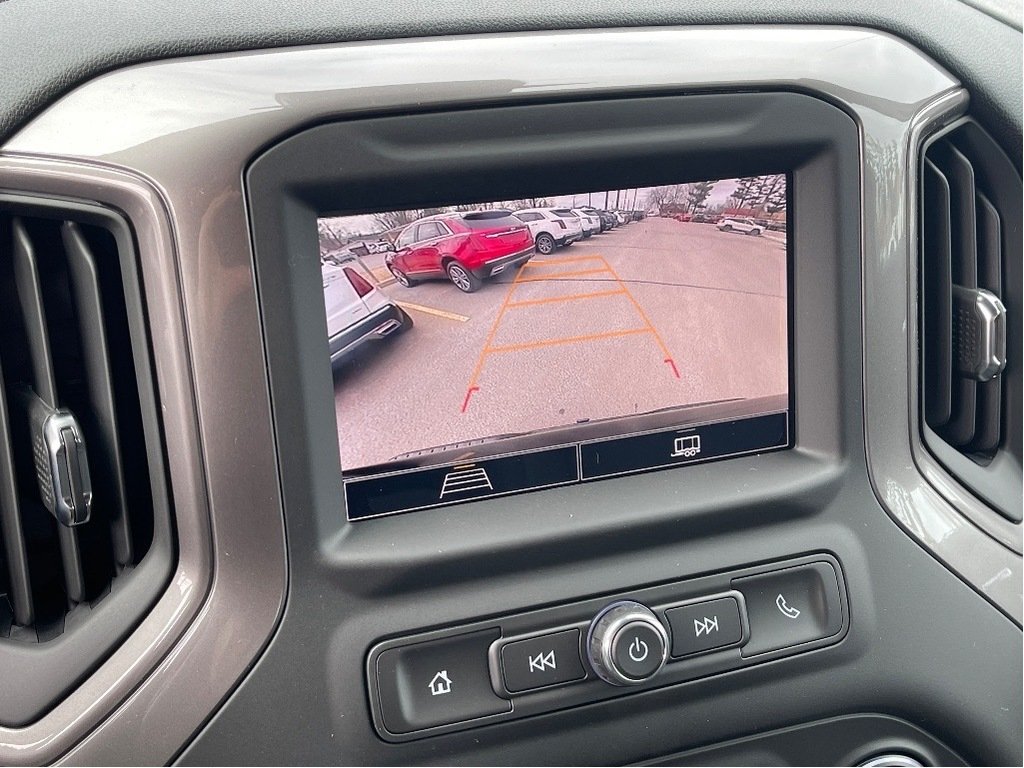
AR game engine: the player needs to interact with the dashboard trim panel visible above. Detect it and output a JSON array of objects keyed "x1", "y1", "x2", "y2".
[{"x1": 0, "y1": 25, "x2": 1016, "y2": 765}]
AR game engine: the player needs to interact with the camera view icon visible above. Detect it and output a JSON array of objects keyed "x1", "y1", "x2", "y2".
[{"x1": 439, "y1": 464, "x2": 493, "y2": 499}]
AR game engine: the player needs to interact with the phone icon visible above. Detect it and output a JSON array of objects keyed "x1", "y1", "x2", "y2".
[{"x1": 776, "y1": 593, "x2": 801, "y2": 620}]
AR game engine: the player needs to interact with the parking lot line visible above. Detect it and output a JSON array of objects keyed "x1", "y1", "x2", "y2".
[
  {"x1": 396, "y1": 301, "x2": 469, "y2": 322},
  {"x1": 526, "y1": 255, "x2": 604, "y2": 267},
  {"x1": 515, "y1": 267, "x2": 610, "y2": 283},
  {"x1": 596, "y1": 255, "x2": 681, "y2": 379},
  {"x1": 464, "y1": 260, "x2": 533, "y2": 395},
  {"x1": 486, "y1": 327, "x2": 651, "y2": 354},
  {"x1": 461, "y1": 249, "x2": 683, "y2": 413},
  {"x1": 506, "y1": 287, "x2": 627, "y2": 308}
]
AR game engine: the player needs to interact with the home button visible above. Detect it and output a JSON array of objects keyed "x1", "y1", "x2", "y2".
[{"x1": 375, "y1": 629, "x2": 511, "y2": 734}]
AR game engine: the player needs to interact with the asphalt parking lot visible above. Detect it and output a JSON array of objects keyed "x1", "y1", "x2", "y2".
[{"x1": 332, "y1": 218, "x2": 788, "y2": 469}]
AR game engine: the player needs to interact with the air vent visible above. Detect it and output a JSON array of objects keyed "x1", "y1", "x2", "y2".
[
  {"x1": 919, "y1": 119, "x2": 1022, "y2": 522},
  {"x1": 0, "y1": 195, "x2": 173, "y2": 726}
]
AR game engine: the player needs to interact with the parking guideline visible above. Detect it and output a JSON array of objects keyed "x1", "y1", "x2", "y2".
[{"x1": 461, "y1": 253, "x2": 680, "y2": 413}]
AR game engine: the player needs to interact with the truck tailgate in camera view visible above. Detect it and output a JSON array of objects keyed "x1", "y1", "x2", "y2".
[{"x1": 319, "y1": 177, "x2": 790, "y2": 519}]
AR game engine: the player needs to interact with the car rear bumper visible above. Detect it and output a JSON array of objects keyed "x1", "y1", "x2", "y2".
[
  {"x1": 472, "y1": 245, "x2": 535, "y2": 278},
  {"x1": 329, "y1": 303, "x2": 406, "y2": 364},
  {"x1": 557, "y1": 232, "x2": 583, "y2": 246}
]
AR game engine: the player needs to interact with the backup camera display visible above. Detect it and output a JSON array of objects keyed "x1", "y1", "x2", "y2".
[{"x1": 319, "y1": 177, "x2": 790, "y2": 520}]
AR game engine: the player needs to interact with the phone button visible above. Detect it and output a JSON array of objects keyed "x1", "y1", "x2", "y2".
[{"x1": 733, "y1": 562, "x2": 843, "y2": 656}]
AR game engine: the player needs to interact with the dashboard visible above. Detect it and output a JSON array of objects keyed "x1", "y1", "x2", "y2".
[{"x1": 0, "y1": 4, "x2": 1020, "y2": 766}]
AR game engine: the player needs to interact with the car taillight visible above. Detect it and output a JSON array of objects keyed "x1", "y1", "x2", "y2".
[{"x1": 344, "y1": 266, "x2": 375, "y2": 298}]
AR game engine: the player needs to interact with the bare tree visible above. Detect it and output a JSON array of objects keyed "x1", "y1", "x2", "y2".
[
  {"x1": 728, "y1": 177, "x2": 761, "y2": 208},
  {"x1": 372, "y1": 208, "x2": 427, "y2": 230},
  {"x1": 760, "y1": 174, "x2": 787, "y2": 213},
  {"x1": 686, "y1": 181, "x2": 716, "y2": 212},
  {"x1": 317, "y1": 219, "x2": 351, "y2": 254}
]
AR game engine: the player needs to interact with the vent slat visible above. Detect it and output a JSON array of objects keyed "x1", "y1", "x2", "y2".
[
  {"x1": 11, "y1": 221, "x2": 59, "y2": 408},
  {"x1": 0, "y1": 357, "x2": 34, "y2": 627},
  {"x1": 10, "y1": 219, "x2": 85, "y2": 605},
  {"x1": 970, "y1": 380, "x2": 1002, "y2": 454},
  {"x1": 967, "y1": 194, "x2": 1003, "y2": 454},
  {"x1": 62, "y1": 223, "x2": 133, "y2": 566},
  {"x1": 923, "y1": 160, "x2": 953, "y2": 428},
  {"x1": 976, "y1": 193, "x2": 1002, "y2": 295},
  {"x1": 945, "y1": 145, "x2": 978, "y2": 288},
  {"x1": 940, "y1": 145, "x2": 979, "y2": 446}
]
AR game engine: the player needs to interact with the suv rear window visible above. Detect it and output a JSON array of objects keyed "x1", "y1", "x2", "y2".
[
  {"x1": 551, "y1": 209, "x2": 577, "y2": 218},
  {"x1": 460, "y1": 212, "x2": 522, "y2": 230}
]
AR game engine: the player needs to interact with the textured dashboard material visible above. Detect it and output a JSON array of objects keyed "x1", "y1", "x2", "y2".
[
  {"x1": 0, "y1": 23, "x2": 1019, "y2": 766},
  {"x1": 0, "y1": 0, "x2": 1021, "y2": 157}
]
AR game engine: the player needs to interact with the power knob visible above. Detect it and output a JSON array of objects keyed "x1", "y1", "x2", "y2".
[{"x1": 586, "y1": 601, "x2": 669, "y2": 686}]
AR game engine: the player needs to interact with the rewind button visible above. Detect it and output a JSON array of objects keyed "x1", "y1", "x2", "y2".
[{"x1": 500, "y1": 629, "x2": 586, "y2": 694}]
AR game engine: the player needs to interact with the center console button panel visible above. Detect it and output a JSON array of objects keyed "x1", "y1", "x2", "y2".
[{"x1": 367, "y1": 554, "x2": 848, "y2": 741}]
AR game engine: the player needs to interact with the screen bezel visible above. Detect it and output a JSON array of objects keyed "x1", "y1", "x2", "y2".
[{"x1": 245, "y1": 92, "x2": 853, "y2": 533}]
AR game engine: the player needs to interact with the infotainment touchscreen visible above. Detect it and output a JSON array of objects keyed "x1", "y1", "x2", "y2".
[{"x1": 319, "y1": 177, "x2": 790, "y2": 520}]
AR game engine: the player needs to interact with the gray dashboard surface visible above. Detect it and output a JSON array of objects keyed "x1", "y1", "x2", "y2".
[{"x1": 0, "y1": 0, "x2": 1021, "y2": 154}]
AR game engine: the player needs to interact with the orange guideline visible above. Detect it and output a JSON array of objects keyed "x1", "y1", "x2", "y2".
[{"x1": 461, "y1": 253, "x2": 678, "y2": 413}]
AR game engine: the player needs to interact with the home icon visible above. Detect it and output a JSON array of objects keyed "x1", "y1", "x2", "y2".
[{"x1": 428, "y1": 670, "x2": 453, "y2": 696}]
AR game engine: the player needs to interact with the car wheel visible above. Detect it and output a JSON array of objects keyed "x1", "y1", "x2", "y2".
[
  {"x1": 748, "y1": 228, "x2": 761, "y2": 236},
  {"x1": 388, "y1": 265, "x2": 415, "y2": 287},
  {"x1": 535, "y1": 233, "x2": 556, "y2": 255},
  {"x1": 446, "y1": 261, "x2": 482, "y2": 293},
  {"x1": 721, "y1": 224, "x2": 732, "y2": 232}
]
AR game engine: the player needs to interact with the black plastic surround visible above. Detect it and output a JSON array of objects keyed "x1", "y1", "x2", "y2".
[{"x1": 367, "y1": 554, "x2": 847, "y2": 741}]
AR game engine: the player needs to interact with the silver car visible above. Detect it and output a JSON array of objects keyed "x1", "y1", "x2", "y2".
[{"x1": 323, "y1": 262, "x2": 411, "y2": 365}]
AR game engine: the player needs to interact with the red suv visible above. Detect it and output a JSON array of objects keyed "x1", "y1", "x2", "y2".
[{"x1": 385, "y1": 211, "x2": 534, "y2": 292}]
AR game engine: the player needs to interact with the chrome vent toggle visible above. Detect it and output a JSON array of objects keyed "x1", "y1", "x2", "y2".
[
  {"x1": 951, "y1": 285, "x2": 1006, "y2": 382},
  {"x1": 26, "y1": 391, "x2": 93, "y2": 527}
]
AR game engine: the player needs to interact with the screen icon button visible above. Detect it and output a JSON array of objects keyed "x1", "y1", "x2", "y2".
[{"x1": 671, "y1": 433, "x2": 701, "y2": 458}]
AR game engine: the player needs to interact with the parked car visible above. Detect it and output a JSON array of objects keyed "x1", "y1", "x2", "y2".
[
  {"x1": 323, "y1": 262, "x2": 411, "y2": 366},
  {"x1": 513, "y1": 207, "x2": 583, "y2": 254},
  {"x1": 578, "y1": 206, "x2": 613, "y2": 232},
  {"x1": 690, "y1": 212, "x2": 717, "y2": 224},
  {"x1": 598, "y1": 210, "x2": 619, "y2": 230},
  {"x1": 613, "y1": 210, "x2": 630, "y2": 225},
  {"x1": 571, "y1": 209, "x2": 602, "y2": 237},
  {"x1": 385, "y1": 210, "x2": 534, "y2": 292},
  {"x1": 717, "y1": 217, "x2": 763, "y2": 235},
  {"x1": 673, "y1": 213, "x2": 692, "y2": 222}
]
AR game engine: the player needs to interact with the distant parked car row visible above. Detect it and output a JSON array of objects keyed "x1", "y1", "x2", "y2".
[
  {"x1": 383, "y1": 205, "x2": 644, "y2": 293},
  {"x1": 663, "y1": 211, "x2": 785, "y2": 232}
]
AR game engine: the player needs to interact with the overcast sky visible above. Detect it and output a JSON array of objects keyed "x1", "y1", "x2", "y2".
[{"x1": 322, "y1": 177, "x2": 746, "y2": 238}]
